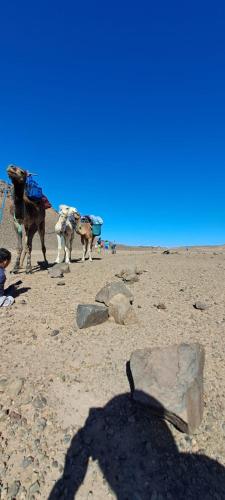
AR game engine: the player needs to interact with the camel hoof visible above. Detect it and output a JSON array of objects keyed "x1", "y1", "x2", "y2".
[
  {"x1": 11, "y1": 269, "x2": 19, "y2": 275},
  {"x1": 26, "y1": 269, "x2": 32, "y2": 275}
]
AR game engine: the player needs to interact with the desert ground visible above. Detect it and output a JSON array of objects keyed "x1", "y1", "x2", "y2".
[{"x1": 1, "y1": 245, "x2": 225, "y2": 499}]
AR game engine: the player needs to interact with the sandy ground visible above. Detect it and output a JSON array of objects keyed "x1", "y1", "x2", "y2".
[{"x1": 1, "y1": 246, "x2": 225, "y2": 499}]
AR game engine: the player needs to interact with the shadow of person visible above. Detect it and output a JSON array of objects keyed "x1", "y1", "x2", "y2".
[
  {"x1": 48, "y1": 392, "x2": 225, "y2": 500},
  {"x1": 5, "y1": 282, "x2": 31, "y2": 298}
]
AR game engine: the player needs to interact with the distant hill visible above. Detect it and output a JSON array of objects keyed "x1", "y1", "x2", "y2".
[{"x1": 0, "y1": 180, "x2": 82, "y2": 252}]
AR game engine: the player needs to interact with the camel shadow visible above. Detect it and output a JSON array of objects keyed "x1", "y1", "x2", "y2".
[
  {"x1": 10, "y1": 261, "x2": 52, "y2": 275},
  {"x1": 48, "y1": 391, "x2": 225, "y2": 500},
  {"x1": 71, "y1": 257, "x2": 102, "y2": 263}
]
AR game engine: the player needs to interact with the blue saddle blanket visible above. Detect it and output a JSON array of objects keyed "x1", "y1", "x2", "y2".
[{"x1": 25, "y1": 175, "x2": 43, "y2": 200}]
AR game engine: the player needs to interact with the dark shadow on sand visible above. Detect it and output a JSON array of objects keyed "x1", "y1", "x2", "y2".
[
  {"x1": 48, "y1": 391, "x2": 225, "y2": 500},
  {"x1": 71, "y1": 257, "x2": 102, "y2": 263},
  {"x1": 5, "y1": 281, "x2": 31, "y2": 297}
]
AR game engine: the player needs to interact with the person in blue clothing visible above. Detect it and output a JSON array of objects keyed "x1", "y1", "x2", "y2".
[{"x1": 0, "y1": 248, "x2": 14, "y2": 307}]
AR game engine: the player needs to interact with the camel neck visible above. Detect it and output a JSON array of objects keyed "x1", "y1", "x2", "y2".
[{"x1": 12, "y1": 180, "x2": 25, "y2": 221}]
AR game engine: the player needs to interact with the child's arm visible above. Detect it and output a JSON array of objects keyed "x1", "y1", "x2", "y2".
[{"x1": 0, "y1": 269, "x2": 5, "y2": 297}]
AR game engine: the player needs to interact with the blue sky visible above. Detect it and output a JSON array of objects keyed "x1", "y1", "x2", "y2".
[{"x1": 0, "y1": 0, "x2": 224, "y2": 246}]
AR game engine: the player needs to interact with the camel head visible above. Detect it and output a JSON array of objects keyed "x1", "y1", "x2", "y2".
[
  {"x1": 7, "y1": 165, "x2": 27, "y2": 184},
  {"x1": 55, "y1": 205, "x2": 79, "y2": 233}
]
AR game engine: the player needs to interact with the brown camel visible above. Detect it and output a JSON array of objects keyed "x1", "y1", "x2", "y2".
[
  {"x1": 7, "y1": 165, "x2": 47, "y2": 273},
  {"x1": 74, "y1": 215, "x2": 96, "y2": 262}
]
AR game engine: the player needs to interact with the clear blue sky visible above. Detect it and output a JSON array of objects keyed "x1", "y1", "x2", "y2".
[{"x1": 0, "y1": 0, "x2": 224, "y2": 246}]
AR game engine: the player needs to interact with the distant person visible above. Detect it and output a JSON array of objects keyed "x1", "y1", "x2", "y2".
[
  {"x1": 111, "y1": 242, "x2": 116, "y2": 254},
  {"x1": 104, "y1": 240, "x2": 109, "y2": 251},
  {"x1": 0, "y1": 248, "x2": 14, "y2": 307},
  {"x1": 96, "y1": 238, "x2": 101, "y2": 255}
]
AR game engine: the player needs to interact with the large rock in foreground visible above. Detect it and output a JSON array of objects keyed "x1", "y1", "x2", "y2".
[
  {"x1": 77, "y1": 304, "x2": 108, "y2": 329},
  {"x1": 95, "y1": 282, "x2": 133, "y2": 306},
  {"x1": 129, "y1": 343, "x2": 205, "y2": 434}
]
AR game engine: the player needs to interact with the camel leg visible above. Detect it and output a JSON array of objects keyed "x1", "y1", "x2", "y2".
[
  {"x1": 65, "y1": 235, "x2": 71, "y2": 264},
  {"x1": 69, "y1": 233, "x2": 74, "y2": 262},
  {"x1": 20, "y1": 247, "x2": 27, "y2": 268},
  {"x1": 88, "y1": 238, "x2": 93, "y2": 262},
  {"x1": 12, "y1": 220, "x2": 23, "y2": 273},
  {"x1": 55, "y1": 234, "x2": 63, "y2": 263},
  {"x1": 38, "y1": 220, "x2": 48, "y2": 265},
  {"x1": 81, "y1": 236, "x2": 86, "y2": 262},
  {"x1": 25, "y1": 225, "x2": 36, "y2": 274}
]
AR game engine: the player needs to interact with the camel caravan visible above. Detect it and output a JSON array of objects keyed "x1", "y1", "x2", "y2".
[{"x1": 6, "y1": 165, "x2": 104, "y2": 273}]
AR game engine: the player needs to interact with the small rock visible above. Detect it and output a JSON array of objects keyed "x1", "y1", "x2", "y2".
[
  {"x1": 53, "y1": 263, "x2": 70, "y2": 274},
  {"x1": 154, "y1": 303, "x2": 167, "y2": 310},
  {"x1": 57, "y1": 281, "x2": 66, "y2": 286},
  {"x1": 76, "y1": 304, "x2": 108, "y2": 329},
  {"x1": 36, "y1": 417, "x2": 47, "y2": 430},
  {"x1": 8, "y1": 480, "x2": 21, "y2": 498},
  {"x1": 123, "y1": 273, "x2": 139, "y2": 283},
  {"x1": 64, "y1": 434, "x2": 71, "y2": 443},
  {"x1": 50, "y1": 329, "x2": 60, "y2": 337},
  {"x1": 193, "y1": 302, "x2": 209, "y2": 310},
  {"x1": 21, "y1": 456, "x2": 34, "y2": 469},
  {"x1": 95, "y1": 281, "x2": 133, "y2": 306},
  {"x1": 48, "y1": 267, "x2": 64, "y2": 279},
  {"x1": 32, "y1": 394, "x2": 47, "y2": 409},
  {"x1": 9, "y1": 410, "x2": 22, "y2": 423}
]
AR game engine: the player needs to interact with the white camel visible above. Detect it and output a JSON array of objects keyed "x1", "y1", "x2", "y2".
[{"x1": 55, "y1": 205, "x2": 79, "y2": 263}]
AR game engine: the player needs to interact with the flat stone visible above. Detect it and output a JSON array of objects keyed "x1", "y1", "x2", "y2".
[
  {"x1": 194, "y1": 302, "x2": 209, "y2": 310},
  {"x1": 57, "y1": 281, "x2": 66, "y2": 286},
  {"x1": 77, "y1": 304, "x2": 109, "y2": 329},
  {"x1": 129, "y1": 343, "x2": 205, "y2": 434},
  {"x1": 8, "y1": 480, "x2": 21, "y2": 498},
  {"x1": 50, "y1": 329, "x2": 60, "y2": 337},
  {"x1": 48, "y1": 267, "x2": 64, "y2": 278},
  {"x1": 95, "y1": 282, "x2": 133, "y2": 306},
  {"x1": 53, "y1": 263, "x2": 70, "y2": 274}
]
